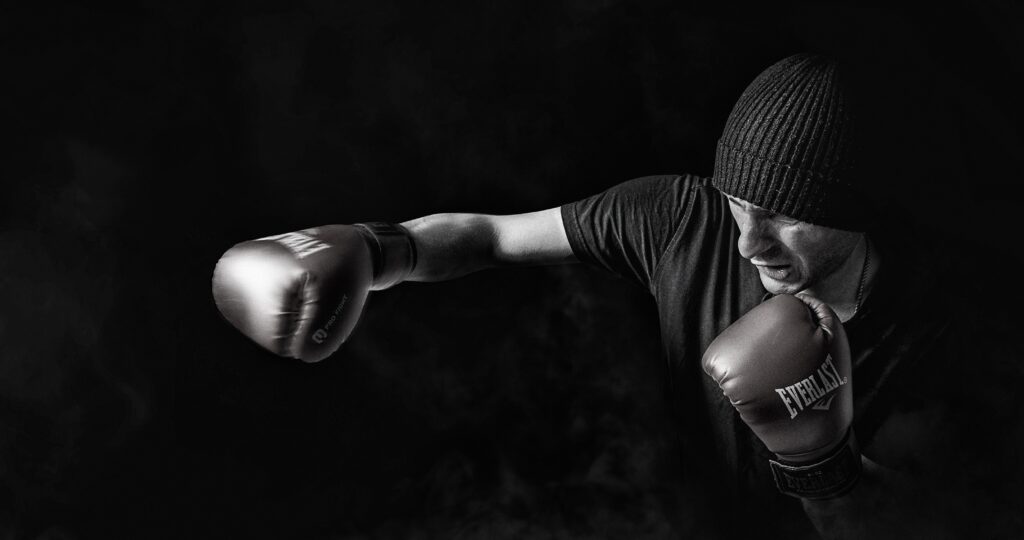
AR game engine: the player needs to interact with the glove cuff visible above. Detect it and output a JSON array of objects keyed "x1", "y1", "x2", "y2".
[
  {"x1": 355, "y1": 222, "x2": 418, "y2": 290},
  {"x1": 769, "y1": 428, "x2": 862, "y2": 500}
]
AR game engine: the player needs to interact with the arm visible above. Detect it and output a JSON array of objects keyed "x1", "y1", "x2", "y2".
[
  {"x1": 400, "y1": 208, "x2": 577, "y2": 283},
  {"x1": 211, "y1": 208, "x2": 575, "y2": 361},
  {"x1": 801, "y1": 400, "x2": 974, "y2": 540}
]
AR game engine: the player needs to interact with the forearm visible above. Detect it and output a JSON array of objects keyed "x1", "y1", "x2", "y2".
[
  {"x1": 400, "y1": 213, "x2": 499, "y2": 282},
  {"x1": 802, "y1": 457, "x2": 951, "y2": 540}
]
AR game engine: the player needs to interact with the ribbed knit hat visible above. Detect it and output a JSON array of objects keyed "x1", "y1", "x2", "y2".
[{"x1": 713, "y1": 53, "x2": 867, "y2": 231}]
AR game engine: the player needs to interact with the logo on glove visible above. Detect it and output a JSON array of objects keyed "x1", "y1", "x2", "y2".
[
  {"x1": 775, "y1": 355, "x2": 848, "y2": 420},
  {"x1": 311, "y1": 295, "x2": 350, "y2": 344},
  {"x1": 261, "y1": 231, "x2": 331, "y2": 259}
]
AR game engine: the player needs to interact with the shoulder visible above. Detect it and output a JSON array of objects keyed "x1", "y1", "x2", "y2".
[
  {"x1": 631, "y1": 173, "x2": 715, "y2": 199},
  {"x1": 560, "y1": 173, "x2": 721, "y2": 231},
  {"x1": 613, "y1": 173, "x2": 722, "y2": 218},
  {"x1": 583, "y1": 173, "x2": 712, "y2": 203},
  {"x1": 558, "y1": 173, "x2": 727, "y2": 287}
]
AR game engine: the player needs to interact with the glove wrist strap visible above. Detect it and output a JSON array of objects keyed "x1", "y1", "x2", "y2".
[
  {"x1": 769, "y1": 428, "x2": 862, "y2": 500},
  {"x1": 355, "y1": 222, "x2": 418, "y2": 290}
]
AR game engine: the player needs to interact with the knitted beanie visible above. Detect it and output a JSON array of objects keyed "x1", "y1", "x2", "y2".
[{"x1": 712, "y1": 53, "x2": 867, "y2": 231}]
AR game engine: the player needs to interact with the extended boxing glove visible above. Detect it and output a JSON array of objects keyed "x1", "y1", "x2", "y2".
[
  {"x1": 212, "y1": 222, "x2": 416, "y2": 363},
  {"x1": 702, "y1": 294, "x2": 859, "y2": 499}
]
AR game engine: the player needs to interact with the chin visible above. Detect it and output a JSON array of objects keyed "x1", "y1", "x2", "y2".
[{"x1": 759, "y1": 275, "x2": 804, "y2": 296}]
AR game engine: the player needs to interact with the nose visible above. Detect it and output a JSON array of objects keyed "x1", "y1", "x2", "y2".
[{"x1": 734, "y1": 212, "x2": 776, "y2": 260}]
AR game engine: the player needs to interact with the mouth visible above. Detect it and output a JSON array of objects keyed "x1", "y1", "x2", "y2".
[{"x1": 754, "y1": 263, "x2": 792, "y2": 281}]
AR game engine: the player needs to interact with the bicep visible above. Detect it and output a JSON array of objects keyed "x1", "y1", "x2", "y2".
[{"x1": 488, "y1": 207, "x2": 577, "y2": 266}]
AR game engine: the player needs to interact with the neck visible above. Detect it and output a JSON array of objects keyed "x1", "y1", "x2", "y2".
[{"x1": 802, "y1": 235, "x2": 878, "y2": 323}]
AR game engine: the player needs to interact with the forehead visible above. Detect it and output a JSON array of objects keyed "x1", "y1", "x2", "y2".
[{"x1": 721, "y1": 192, "x2": 812, "y2": 228}]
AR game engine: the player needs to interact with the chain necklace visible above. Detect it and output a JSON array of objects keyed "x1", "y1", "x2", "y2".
[
  {"x1": 759, "y1": 236, "x2": 872, "y2": 317},
  {"x1": 851, "y1": 236, "x2": 872, "y2": 318}
]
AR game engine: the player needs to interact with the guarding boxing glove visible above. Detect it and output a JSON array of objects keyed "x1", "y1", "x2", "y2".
[
  {"x1": 212, "y1": 222, "x2": 416, "y2": 363},
  {"x1": 702, "y1": 294, "x2": 860, "y2": 499}
]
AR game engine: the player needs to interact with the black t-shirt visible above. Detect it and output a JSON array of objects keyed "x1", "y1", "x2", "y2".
[{"x1": 561, "y1": 174, "x2": 1023, "y2": 538}]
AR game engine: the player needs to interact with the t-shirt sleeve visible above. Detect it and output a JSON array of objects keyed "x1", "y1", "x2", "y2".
[{"x1": 560, "y1": 174, "x2": 706, "y2": 290}]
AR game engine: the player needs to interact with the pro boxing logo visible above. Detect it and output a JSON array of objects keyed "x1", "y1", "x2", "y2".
[
  {"x1": 261, "y1": 231, "x2": 330, "y2": 259},
  {"x1": 311, "y1": 295, "x2": 349, "y2": 344},
  {"x1": 774, "y1": 355, "x2": 848, "y2": 419}
]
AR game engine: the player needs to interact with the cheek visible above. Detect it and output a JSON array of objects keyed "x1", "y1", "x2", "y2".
[
  {"x1": 781, "y1": 228, "x2": 851, "y2": 276},
  {"x1": 777, "y1": 229, "x2": 821, "y2": 270}
]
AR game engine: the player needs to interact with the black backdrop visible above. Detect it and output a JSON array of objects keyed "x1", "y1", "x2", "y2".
[{"x1": 5, "y1": 2, "x2": 1024, "y2": 538}]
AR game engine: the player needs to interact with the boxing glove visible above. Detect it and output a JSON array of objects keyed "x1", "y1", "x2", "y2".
[
  {"x1": 702, "y1": 294, "x2": 859, "y2": 499},
  {"x1": 212, "y1": 222, "x2": 416, "y2": 363}
]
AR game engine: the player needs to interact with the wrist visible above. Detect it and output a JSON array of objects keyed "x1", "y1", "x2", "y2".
[
  {"x1": 769, "y1": 428, "x2": 862, "y2": 500},
  {"x1": 354, "y1": 222, "x2": 418, "y2": 290}
]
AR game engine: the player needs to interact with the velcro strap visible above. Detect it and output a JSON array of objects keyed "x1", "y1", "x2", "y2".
[
  {"x1": 354, "y1": 222, "x2": 417, "y2": 290},
  {"x1": 769, "y1": 429, "x2": 862, "y2": 500}
]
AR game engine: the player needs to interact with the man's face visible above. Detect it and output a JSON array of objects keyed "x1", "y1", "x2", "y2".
[{"x1": 724, "y1": 194, "x2": 861, "y2": 295}]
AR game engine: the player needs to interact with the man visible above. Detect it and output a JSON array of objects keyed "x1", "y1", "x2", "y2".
[{"x1": 212, "y1": 54, "x2": 1022, "y2": 538}]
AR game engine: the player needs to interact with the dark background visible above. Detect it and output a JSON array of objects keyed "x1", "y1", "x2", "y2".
[{"x1": 4, "y1": 2, "x2": 1023, "y2": 538}]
